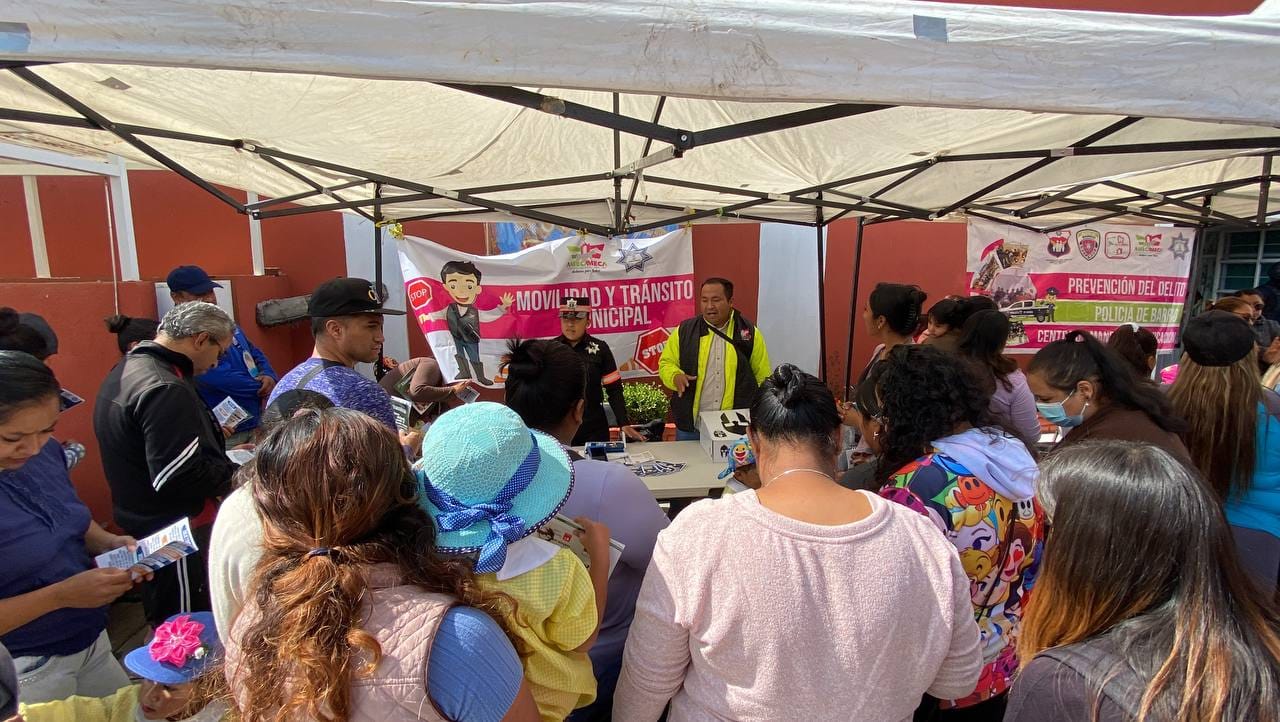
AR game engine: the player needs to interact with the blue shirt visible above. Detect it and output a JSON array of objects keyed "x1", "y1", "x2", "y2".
[
  {"x1": 0, "y1": 440, "x2": 106, "y2": 657},
  {"x1": 196, "y1": 326, "x2": 276, "y2": 433},
  {"x1": 268, "y1": 358, "x2": 397, "y2": 431},
  {"x1": 1226, "y1": 401, "x2": 1280, "y2": 538},
  {"x1": 428, "y1": 606, "x2": 524, "y2": 722}
]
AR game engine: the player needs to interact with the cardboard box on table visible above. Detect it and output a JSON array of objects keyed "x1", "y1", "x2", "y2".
[{"x1": 696, "y1": 409, "x2": 751, "y2": 461}]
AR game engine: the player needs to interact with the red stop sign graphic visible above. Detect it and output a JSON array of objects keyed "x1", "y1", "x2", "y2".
[
  {"x1": 406, "y1": 278, "x2": 433, "y2": 311},
  {"x1": 633, "y1": 327, "x2": 670, "y2": 375}
]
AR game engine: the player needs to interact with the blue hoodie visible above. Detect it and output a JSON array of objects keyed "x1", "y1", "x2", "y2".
[{"x1": 932, "y1": 427, "x2": 1038, "y2": 502}]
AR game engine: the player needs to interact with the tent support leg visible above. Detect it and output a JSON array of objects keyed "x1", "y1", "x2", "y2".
[
  {"x1": 816, "y1": 194, "x2": 827, "y2": 380},
  {"x1": 612, "y1": 93, "x2": 623, "y2": 236},
  {"x1": 1260, "y1": 156, "x2": 1274, "y2": 227},
  {"x1": 622, "y1": 97, "x2": 667, "y2": 229},
  {"x1": 844, "y1": 218, "x2": 866, "y2": 398}
]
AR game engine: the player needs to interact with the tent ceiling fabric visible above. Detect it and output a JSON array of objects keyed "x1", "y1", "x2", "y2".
[{"x1": 0, "y1": 1, "x2": 1276, "y2": 231}]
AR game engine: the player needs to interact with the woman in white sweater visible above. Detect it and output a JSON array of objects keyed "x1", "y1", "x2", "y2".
[{"x1": 614, "y1": 364, "x2": 982, "y2": 722}]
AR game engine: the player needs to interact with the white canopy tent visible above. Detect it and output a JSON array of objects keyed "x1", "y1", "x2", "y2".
[
  {"x1": 1, "y1": 0, "x2": 1277, "y2": 382},
  {"x1": 0, "y1": 0, "x2": 1275, "y2": 235}
]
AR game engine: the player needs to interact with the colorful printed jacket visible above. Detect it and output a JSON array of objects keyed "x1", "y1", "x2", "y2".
[{"x1": 881, "y1": 451, "x2": 1046, "y2": 709}]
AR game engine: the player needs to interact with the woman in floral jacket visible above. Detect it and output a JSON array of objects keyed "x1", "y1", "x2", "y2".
[{"x1": 867, "y1": 345, "x2": 1045, "y2": 722}]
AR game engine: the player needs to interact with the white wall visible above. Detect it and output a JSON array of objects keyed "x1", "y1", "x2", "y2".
[
  {"x1": 342, "y1": 214, "x2": 410, "y2": 372},
  {"x1": 755, "y1": 223, "x2": 823, "y2": 376}
]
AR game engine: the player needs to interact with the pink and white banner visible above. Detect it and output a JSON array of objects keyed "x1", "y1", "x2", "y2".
[
  {"x1": 966, "y1": 218, "x2": 1196, "y2": 353},
  {"x1": 397, "y1": 228, "x2": 694, "y2": 386}
]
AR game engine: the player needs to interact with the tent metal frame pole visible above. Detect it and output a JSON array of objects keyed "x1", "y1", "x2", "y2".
[
  {"x1": 3, "y1": 83, "x2": 1278, "y2": 233},
  {"x1": 822, "y1": 188, "x2": 934, "y2": 217},
  {"x1": 622, "y1": 96, "x2": 667, "y2": 230},
  {"x1": 1099, "y1": 180, "x2": 1244, "y2": 225},
  {"x1": 244, "y1": 179, "x2": 369, "y2": 211},
  {"x1": 627, "y1": 200, "x2": 819, "y2": 227},
  {"x1": 437, "y1": 82, "x2": 688, "y2": 147},
  {"x1": 612, "y1": 92, "x2": 623, "y2": 235},
  {"x1": 1015, "y1": 182, "x2": 1100, "y2": 217},
  {"x1": 1259, "y1": 155, "x2": 1274, "y2": 227},
  {"x1": 963, "y1": 210, "x2": 1044, "y2": 232},
  {"x1": 1040, "y1": 210, "x2": 1130, "y2": 234},
  {"x1": 843, "y1": 217, "x2": 866, "y2": 397},
  {"x1": 686, "y1": 102, "x2": 893, "y2": 148},
  {"x1": 256, "y1": 154, "x2": 377, "y2": 222},
  {"x1": 865, "y1": 160, "x2": 937, "y2": 200},
  {"x1": 373, "y1": 183, "x2": 386, "y2": 377},
  {"x1": 939, "y1": 135, "x2": 1280, "y2": 163},
  {"x1": 626, "y1": 199, "x2": 772, "y2": 234},
  {"x1": 396, "y1": 200, "x2": 596, "y2": 223},
  {"x1": 937, "y1": 116, "x2": 1142, "y2": 218},
  {"x1": 815, "y1": 193, "x2": 828, "y2": 380},
  {"x1": 243, "y1": 145, "x2": 615, "y2": 235},
  {"x1": 460, "y1": 173, "x2": 609, "y2": 195},
  {"x1": 642, "y1": 175, "x2": 924, "y2": 220},
  {"x1": 8, "y1": 66, "x2": 245, "y2": 212}
]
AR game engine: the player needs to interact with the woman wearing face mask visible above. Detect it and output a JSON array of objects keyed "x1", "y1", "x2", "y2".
[
  {"x1": 1026, "y1": 331, "x2": 1189, "y2": 464},
  {"x1": 0, "y1": 352, "x2": 140, "y2": 705}
]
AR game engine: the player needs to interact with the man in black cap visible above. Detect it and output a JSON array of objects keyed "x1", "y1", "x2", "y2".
[
  {"x1": 167, "y1": 265, "x2": 278, "y2": 445},
  {"x1": 267, "y1": 277, "x2": 406, "y2": 432},
  {"x1": 555, "y1": 296, "x2": 645, "y2": 445}
]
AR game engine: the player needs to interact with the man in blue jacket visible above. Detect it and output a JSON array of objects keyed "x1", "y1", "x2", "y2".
[{"x1": 167, "y1": 265, "x2": 277, "y2": 445}]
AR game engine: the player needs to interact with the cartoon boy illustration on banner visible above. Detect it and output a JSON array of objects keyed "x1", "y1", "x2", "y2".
[{"x1": 421, "y1": 260, "x2": 513, "y2": 384}]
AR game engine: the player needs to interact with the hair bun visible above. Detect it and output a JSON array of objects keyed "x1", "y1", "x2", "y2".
[
  {"x1": 104, "y1": 314, "x2": 132, "y2": 334},
  {"x1": 502, "y1": 339, "x2": 545, "y2": 381},
  {"x1": 0, "y1": 308, "x2": 19, "y2": 335},
  {"x1": 771, "y1": 363, "x2": 806, "y2": 408}
]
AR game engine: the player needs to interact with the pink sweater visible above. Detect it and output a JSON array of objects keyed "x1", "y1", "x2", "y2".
[{"x1": 613, "y1": 490, "x2": 981, "y2": 722}]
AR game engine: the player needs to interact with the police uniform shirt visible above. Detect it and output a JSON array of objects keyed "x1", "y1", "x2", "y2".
[{"x1": 556, "y1": 332, "x2": 628, "y2": 443}]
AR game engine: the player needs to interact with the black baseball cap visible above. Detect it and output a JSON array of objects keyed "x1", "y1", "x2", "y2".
[
  {"x1": 308, "y1": 277, "x2": 405, "y2": 317},
  {"x1": 1182, "y1": 310, "x2": 1256, "y2": 367}
]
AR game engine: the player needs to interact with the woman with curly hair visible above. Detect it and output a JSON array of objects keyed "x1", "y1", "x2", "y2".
[
  {"x1": 1027, "y1": 331, "x2": 1189, "y2": 464},
  {"x1": 871, "y1": 345, "x2": 1045, "y2": 721},
  {"x1": 223, "y1": 407, "x2": 539, "y2": 722}
]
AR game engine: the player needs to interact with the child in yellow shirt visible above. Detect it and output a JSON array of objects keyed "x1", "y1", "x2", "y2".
[{"x1": 417, "y1": 403, "x2": 610, "y2": 722}]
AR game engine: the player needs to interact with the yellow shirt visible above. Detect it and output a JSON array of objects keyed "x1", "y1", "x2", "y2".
[{"x1": 478, "y1": 547, "x2": 598, "y2": 722}]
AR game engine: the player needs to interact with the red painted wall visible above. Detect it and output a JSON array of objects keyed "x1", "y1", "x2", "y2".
[
  {"x1": 823, "y1": 219, "x2": 969, "y2": 392},
  {"x1": 0, "y1": 281, "x2": 158, "y2": 522},
  {"x1": 0, "y1": 177, "x2": 35, "y2": 279}
]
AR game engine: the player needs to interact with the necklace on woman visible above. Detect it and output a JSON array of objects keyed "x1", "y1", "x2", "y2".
[{"x1": 763, "y1": 468, "x2": 835, "y2": 487}]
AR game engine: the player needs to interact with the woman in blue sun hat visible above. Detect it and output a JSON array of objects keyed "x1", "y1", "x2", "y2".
[
  {"x1": 417, "y1": 402, "x2": 612, "y2": 722},
  {"x1": 19, "y1": 611, "x2": 228, "y2": 722}
]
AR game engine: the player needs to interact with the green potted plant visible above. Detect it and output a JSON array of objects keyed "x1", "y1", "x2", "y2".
[{"x1": 623, "y1": 381, "x2": 670, "y2": 441}]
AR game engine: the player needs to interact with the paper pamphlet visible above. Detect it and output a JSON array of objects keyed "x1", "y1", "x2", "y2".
[
  {"x1": 59, "y1": 388, "x2": 85, "y2": 411},
  {"x1": 212, "y1": 396, "x2": 250, "y2": 431},
  {"x1": 226, "y1": 448, "x2": 255, "y2": 465},
  {"x1": 94, "y1": 517, "x2": 198, "y2": 580},
  {"x1": 456, "y1": 385, "x2": 480, "y2": 404},
  {"x1": 537, "y1": 514, "x2": 624, "y2": 576},
  {"x1": 390, "y1": 396, "x2": 415, "y2": 431}
]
